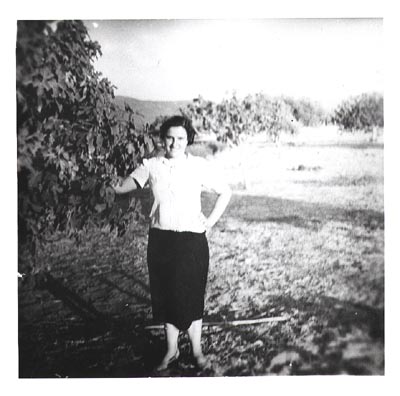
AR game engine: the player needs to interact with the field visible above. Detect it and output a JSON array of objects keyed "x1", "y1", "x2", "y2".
[{"x1": 18, "y1": 126, "x2": 384, "y2": 377}]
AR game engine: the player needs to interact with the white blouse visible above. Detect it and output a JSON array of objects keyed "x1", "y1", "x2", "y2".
[{"x1": 130, "y1": 153, "x2": 230, "y2": 233}]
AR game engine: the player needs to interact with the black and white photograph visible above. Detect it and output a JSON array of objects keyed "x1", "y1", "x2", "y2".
[{"x1": 4, "y1": 0, "x2": 399, "y2": 392}]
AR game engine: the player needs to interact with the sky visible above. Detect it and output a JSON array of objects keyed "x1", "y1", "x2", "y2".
[{"x1": 84, "y1": 18, "x2": 383, "y2": 110}]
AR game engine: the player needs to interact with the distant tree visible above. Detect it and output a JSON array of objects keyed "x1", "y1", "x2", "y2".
[
  {"x1": 332, "y1": 93, "x2": 383, "y2": 132},
  {"x1": 257, "y1": 96, "x2": 298, "y2": 141},
  {"x1": 182, "y1": 93, "x2": 299, "y2": 144},
  {"x1": 17, "y1": 20, "x2": 152, "y2": 272},
  {"x1": 282, "y1": 96, "x2": 328, "y2": 127}
]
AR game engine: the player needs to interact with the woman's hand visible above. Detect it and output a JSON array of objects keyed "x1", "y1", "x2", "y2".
[
  {"x1": 110, "y1": 176, "x2": 123, "y2": 188},
  {"x1": 112, "y1": 176, "x2": 138, "y2": 194},
  {"x1": 201, "y1": 188, "x2": 231, "y2": 232},
  {"x1": 201, "y1": 217, "x2": 214, "y2": 233}
]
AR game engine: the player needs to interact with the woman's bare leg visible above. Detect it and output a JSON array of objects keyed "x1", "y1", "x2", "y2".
[
  {"x1": 156, "y1": 322, "x2": 180, "y2": 370},
  {"x1": 187, "y1": 319, "x2": 207, "y2": 367}
]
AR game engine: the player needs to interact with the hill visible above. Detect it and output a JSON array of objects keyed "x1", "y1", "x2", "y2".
[{"x1": 115, "y1": 96, "x2": 191, "y2": 127}]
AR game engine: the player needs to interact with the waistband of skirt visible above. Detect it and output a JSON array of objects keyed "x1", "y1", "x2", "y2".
[{"x1": 149, "y1": 227, "x2": 206, "y2": 236}]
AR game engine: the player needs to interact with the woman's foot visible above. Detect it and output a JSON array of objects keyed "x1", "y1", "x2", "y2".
[
  {"x1": 155, "y1": 349, "x2": 180, "y2": 371},
  {"x1": 193, "y1": 353, "x2": 208, "y2": 369},
  {"x1": 187, "y1": 319, "x2": 207, "y2": 369}
]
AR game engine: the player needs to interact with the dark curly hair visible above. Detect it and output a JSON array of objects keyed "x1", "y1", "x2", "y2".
[{"x1": 159, "y1": 115, "x2": 196, "y2": 145}]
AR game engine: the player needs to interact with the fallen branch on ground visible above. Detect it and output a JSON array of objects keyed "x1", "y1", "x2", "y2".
[{"x1": 144, "y1": 316, "x2": 289, "y2": 330}]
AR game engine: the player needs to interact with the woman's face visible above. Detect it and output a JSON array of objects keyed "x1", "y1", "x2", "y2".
[{"x1": 163, "y1": 126, "x2": 188, "y2": 159}]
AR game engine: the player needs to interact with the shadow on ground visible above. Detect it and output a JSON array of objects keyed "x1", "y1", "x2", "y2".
[
  {"x1": 18, "y1": 271, "x2": 384, "y2": 377},
  {"x1": 203, "y1": 193, "x2": 384, "y2": 231}
]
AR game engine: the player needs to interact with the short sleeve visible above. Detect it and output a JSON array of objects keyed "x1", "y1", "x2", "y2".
[
  {"x1": 130, "y1": 159, "x2": 150, "y2": 188},
  {"x1": 199, "y1": 157, "x2": 231, "y2": 194}
]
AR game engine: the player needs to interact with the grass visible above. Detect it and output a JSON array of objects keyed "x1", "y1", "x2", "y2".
[{"x1": 18, "y1": 126, "x2": 384, "y2": 377}]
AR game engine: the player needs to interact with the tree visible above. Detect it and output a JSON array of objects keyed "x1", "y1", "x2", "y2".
[
  {"x1": 17, "y1": 20, "x2": 152, "y2": 272},
  {"x1": 282, "y1": 96, "x2": 328, "y2": 127},
  {"x1": 332, "y1": 93, "x2": 383, "y2": 132},
  {"x1": 181, "y1": 93, "x2": 299, "y2": 145}
]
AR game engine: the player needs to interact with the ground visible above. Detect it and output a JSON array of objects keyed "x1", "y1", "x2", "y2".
[{"x1": 18, "y1": 126, "x2": 384, "y2": 377}]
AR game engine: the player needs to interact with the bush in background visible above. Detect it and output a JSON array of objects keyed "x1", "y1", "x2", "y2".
[
  {"x1": 181, "y1": 93, "x2": 299, "y2": 145},
  {"x1": 332, "y1": 92, "x2": 383, "y2": 132},
  {"x1": 282, "y1": 96, "x2": 329, "y2": 127}
]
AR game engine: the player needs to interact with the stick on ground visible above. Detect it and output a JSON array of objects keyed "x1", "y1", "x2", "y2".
[{"x1": 144, "y1": 316, "x2": 289, "y2": 330}]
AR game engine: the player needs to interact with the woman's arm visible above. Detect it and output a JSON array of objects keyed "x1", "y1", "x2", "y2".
[
  {"x1": 112, "y1": 176, "x2": 139, "y2": 194},
  {"x1": 204, "y1": 188, "x2": 232, "y2": 230}
]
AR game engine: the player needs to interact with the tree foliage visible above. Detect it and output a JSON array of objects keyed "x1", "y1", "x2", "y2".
[
  {"x1": 332, "y1": 92, "x2": 383, "y2": 132},
  {"x1": 181, "y1": 93, "x2": 299, "y2": 145},
  {"x1": 281, "y1": 97, "x2": 328, "y2": 127},
  {"x1": 17, "y1": 20, "x2": 152, "y2": 260}
]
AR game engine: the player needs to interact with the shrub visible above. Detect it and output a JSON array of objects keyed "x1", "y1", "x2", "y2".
[
  {"x1": 332, "y1": 92, "x2": 383, "y2": 132},
  {"x1": 181, "y1": 93, "x2": 299, "y2": 144},
  {"x1": 282, "y1": 97, "x2": 328, "y2": 127}
]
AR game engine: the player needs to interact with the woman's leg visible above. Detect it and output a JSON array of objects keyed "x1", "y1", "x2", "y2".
[
  {"x1": 165, "y1": 322, "x2": 180, "y2": 355},
  {"x1": 187, "y1": 319, "x2": 207, "y2": 367},
  {"x1": 157, "y1": 322, "x2": 180, "y2": 370},
  {"x1": 187, "y1": 319, "x2": 203, "y2": 356}
]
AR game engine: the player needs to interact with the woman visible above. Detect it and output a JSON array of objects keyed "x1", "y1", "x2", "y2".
[{"x1": 113, "y1": 115, "x2": 231, "y2": 370}]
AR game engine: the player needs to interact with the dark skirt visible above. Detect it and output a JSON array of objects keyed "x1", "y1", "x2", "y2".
[{"x1": 147, "y1": 228, "x2": 209, "y2": 331}]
